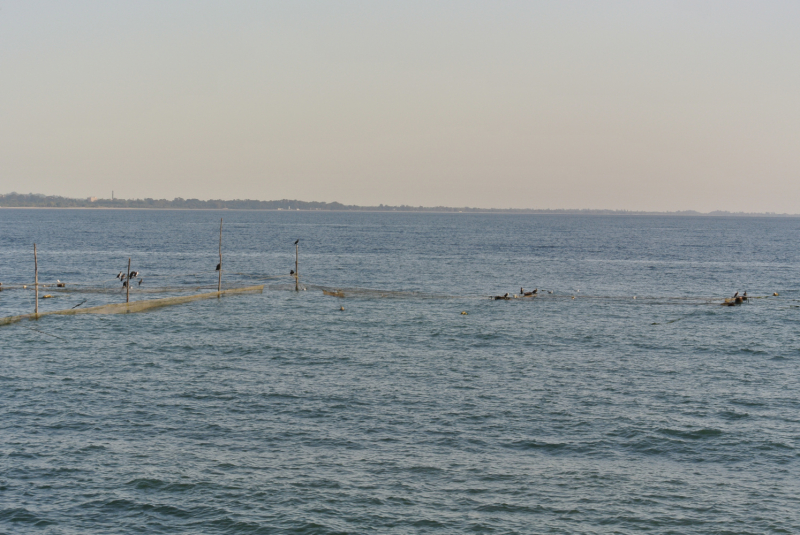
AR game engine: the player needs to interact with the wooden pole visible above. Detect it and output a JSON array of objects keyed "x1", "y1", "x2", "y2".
[
  {"x1": 126, "y1": 257, "x2": 131, "y2": 303},
  {"x1": 218, "y1": 218, "x2": 223, "y2": 293},
  {"x1": 295, "y1": 241, "x2": 299, "y2": 291},
  {"x1": 34, "y1": 243, "x2": 38, "y2": 315}
]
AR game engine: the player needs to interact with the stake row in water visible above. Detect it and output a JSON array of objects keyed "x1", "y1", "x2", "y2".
[{"x1": 24, "y1": 220, "x2": 301, "y2": 316}]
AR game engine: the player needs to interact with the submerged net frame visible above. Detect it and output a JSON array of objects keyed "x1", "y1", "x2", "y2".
[{"x1": 0, "y1": 285, "x2": 264, "y2": 327}]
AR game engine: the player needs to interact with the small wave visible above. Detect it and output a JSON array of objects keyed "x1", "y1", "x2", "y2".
[
  {"x1": 0, "y1": 507, "x2": 55, "y2": 526},
  {"x1": 659, "y1": 428, "x2": 723, "y2": 440},
  {"x1": 127, "y1": 478, "x2": 165, "y2": 490},
  {"x1": 407, "y1": 465, "x2": 445, "y2": 474},
  {"x1": 504, "y1": 439, "x2": 568, "y2": 451},
  {"x1": 718, "y1": 410, "x2": 749, "y2": 420},
  {"x1": 476, "y1": 503, "x2": 547, "y2": 514}
]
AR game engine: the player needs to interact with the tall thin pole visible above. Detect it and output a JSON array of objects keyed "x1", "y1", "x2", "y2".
[
  {"x1": 34, "y1": 244, "x2": 38, "y2": 315},
  {"x1": 295, "y1": 241, "x2": 299, "y2": 291},
  {"x1": 126, "y1": 257, "x2": 131, "y2": 303},
  {"x1": 218, "y1": 218, "x2": 223, "y2": 293}
]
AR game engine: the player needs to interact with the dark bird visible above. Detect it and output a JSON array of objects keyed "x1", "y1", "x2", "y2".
[
  {"x1": 743, "y1": 291, "x2": 747, "y2": 298},
  {"x1": 294, "y1": 239, "x2": 299, "y2": 245},
  {"x1": 504, "y1": 293, "x2": 509, "y2": 298},
  {"x1": 122, "y1": 280, "x2": 128, "y2": 288},
  {"x1": 138, "y1": 278, "x2": 143, "y2": 286},
  {"x1": 290, "y1": 270, "x2": 295, "y2": 275},
  {"x1": 533, "y1": 288, "x2": 538, "y2": 294},
  {"x1": 116, "y1": 272, "x2": 123, "y2": 279},
  {"x1": 129, "y1": 271, "x2": 138, "y2": 278},
  {"x1": 215, "y1": 263, "x2": 221, "y2": 271},
  {"x1": 733, "y1": 291, "x2": 739, "y2": 298}
]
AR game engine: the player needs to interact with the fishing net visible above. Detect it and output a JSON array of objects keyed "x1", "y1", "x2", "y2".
[{"x1": 0, "y1": 285, "x2": 263, "y2": 326}]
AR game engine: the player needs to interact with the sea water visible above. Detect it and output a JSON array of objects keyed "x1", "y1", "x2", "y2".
[{"x1": 1, "y1": 209, "x2": 798, "y2": 534}]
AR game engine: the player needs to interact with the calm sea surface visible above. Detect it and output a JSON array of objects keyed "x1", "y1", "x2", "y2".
[{"x1": 1, "y1": 209, "x2": 799, "y2": 534}]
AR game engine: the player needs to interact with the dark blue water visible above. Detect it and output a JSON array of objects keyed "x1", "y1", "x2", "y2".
[{"x1": 1, "y1": 209, "x2": 799, "y2": 534}]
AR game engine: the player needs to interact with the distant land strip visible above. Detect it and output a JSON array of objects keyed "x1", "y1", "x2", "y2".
[{"x1": 0, "y1": 193, "x2": 795, "y2": 216}]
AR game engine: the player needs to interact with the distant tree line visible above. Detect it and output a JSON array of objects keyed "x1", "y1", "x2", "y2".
[{"x1": 0, "y1": 192, "x2": 791, "y2": 216}]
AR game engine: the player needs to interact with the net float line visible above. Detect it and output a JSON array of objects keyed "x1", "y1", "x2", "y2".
[{"x1": 0, "y1": 285, "x2": 264, "y2": 327}]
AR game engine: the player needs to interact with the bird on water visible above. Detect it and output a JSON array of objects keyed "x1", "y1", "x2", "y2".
[{"x1": 138, "y1": 278, "x2": 143, "y2": 286}]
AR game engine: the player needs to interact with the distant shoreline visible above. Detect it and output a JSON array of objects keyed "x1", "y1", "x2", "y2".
[
  {"x1": 0, "y1": 193, "x2": 796, "y2": 217},
  {"x1": 1, "y1": 206, "x2": 798, "y2": 217}
]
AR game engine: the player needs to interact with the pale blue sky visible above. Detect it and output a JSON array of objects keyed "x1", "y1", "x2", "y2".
[{"x1": 1, "y1": 1, "x2": 798, "y2": 211}]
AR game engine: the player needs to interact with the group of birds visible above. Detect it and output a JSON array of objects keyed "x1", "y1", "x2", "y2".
[
  {"x1": 493, "y1": 287, "x2": 555, "y2": 300},
  {"x1": 725, "y1": 290, "x2": 749, "y2": 306},
  {"x1": 111, "y1": 239, "x2": 299, "y2": 290},
  {"x1": 117, "y1": 271, "x2": 142, "y2": 287}
]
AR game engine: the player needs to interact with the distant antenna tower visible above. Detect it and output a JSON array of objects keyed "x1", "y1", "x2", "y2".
[{"x1": 112, "y1": 190, "x2": 114, "y2": 200}]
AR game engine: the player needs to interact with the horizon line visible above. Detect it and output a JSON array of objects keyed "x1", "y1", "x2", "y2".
[{"x1": 1, "y1": 192, "x2": 798, "y2": 217}]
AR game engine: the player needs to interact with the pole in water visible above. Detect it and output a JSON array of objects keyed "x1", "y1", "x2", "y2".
[
  {"x1": 295, "y1": 239, "x2": 299, "y2": 291},
  {"x1": 34, "y1": 243, "x2": 38, "y2": 316},
  {"x1": 218, "y1": 218, "x2": 223, "y2": 293},
  {"x1": 126, "y1": 258, "x2": 131, "y2": 303}
]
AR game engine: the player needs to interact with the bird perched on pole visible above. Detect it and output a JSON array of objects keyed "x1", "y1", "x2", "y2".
[
  {"x1": 295, "y1": 239, "x2": 299, "y2": 245},
  {"x1": 215, "y1": 263, "x2": 221, "y2": 271}
]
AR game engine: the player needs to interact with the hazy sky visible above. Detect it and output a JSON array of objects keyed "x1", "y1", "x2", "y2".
[{"x1": 1, "y1": 1, "x2": 799, "y2": 211}]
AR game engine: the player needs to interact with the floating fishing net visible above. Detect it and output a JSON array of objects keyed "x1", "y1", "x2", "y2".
[{"x1": 0, "y1": 285, "x2": 263, "y2": 326}]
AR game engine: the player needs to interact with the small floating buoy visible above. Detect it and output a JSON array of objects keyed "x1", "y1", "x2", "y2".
[
  {"x1": 571, "y1": 296, "x2": 575, "y2": 299},
  {"x1": 23, "y1": 285, "x2": 27, "y2": 289},
  {"x1": 461, "y1": 311, "x2": 468, "y2": 315},
  {"x1": 42, "y1": 294, "x2": 53, "y2": 299},
  {"x1": 340, "y1": 306, "x2": 345, "y2": 311},
  {"x1": 773, "y1": 292, "x2": 779, "y2": 296},
  {"x1": 633, "y1": 296, "x2": 636, "y2": 299}
]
